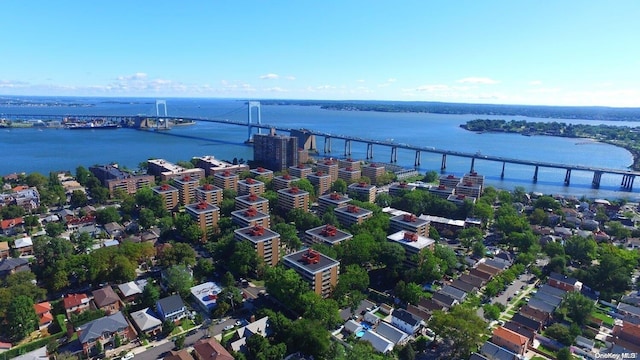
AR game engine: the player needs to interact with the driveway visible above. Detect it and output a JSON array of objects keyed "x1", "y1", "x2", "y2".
[{"x1": 492, "y1": 272, "x2": 534, "y2": 307}]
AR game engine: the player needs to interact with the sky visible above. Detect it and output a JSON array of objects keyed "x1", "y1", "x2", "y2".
[{"x1": 1, "y1": 1, "x2": 639, "y2": 107}]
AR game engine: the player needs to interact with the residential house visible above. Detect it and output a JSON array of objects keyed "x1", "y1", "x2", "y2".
[
  {"x1": 450, "y1": 279, "x2": 478, "y2": 293},
  {"x1": 343, "y1": 320, "x2": 363, "y2": 335},
  {"x1": 548, "y1": 272, "x2": 582, "y2": 292},
  {"x1": 538, "y1": 284, "x2": 567, "y2": 300},
  {"x1": 526, "y1": 298, "x2": 556, "y2": 315},
  {"x1": 130, "y1": 308, "x2": 163, "y2": 337},
  {"x1": 575, "y1": 335, "x2": 595, "y2": 351},
  {"x1": 77, "y1": 312, "x2": 136, "y2": 355},
  {"x1": 34, "y1": 302, "x2": 53, "y2": 329},
  {"x1": 229, "y1": 316, "x2": 269, "y2": 353},
  {"x1": 361, "y1": 330, "x2": 394, "y2": 353},
  {"x1": 163, "y1": 349, "x2": 194, "y2": 360},
  {"x1": 63, "y1": 293, "x2": 91, "y2": 319},
  {"x1": 438, "y1": 285, "x2": 467, "y2": 303},
  {"x1": 510, "y1": 313, "x2": 543, "y2": 332},
  {"x1": 469, "y1": 353, "x2": 490, "y2": 360},
  {"x1": 391, "y1": 308, "x2": 423, "y2": 334},
  {"x1": 532, "y1": 291, "x2": 562, "y2": 309},
  {"x1": 503, "y1": 321, "x2": 535, "y2": 342},
  {"x1": 192, "y1": 338, "x2": 234, "y2": 360},
  {"x1": 479, "y1": 341, "x2": 519, "y2": 360},
  {"x1": 1, "y1": 217, "x2": 24, "y2": 236},
  {"x1": 13, "y1": 236, "x2": 33, "y2": 256},
  {"x1": 375, "y1": 321, "x2": 410, "y2": 346},
  {"x1": 431, "y1": 292, "x2": 458, "y2": 309},
  {"x1": 469, "y1": 268, "x2": 493, "y2": 282},
  {"x1": 0, "y1": 257, "x2": 30, "y2": 278},
  {"x1": 104, "y1": 222, "x2": 125, "y2": 239},
  {"x1": 406, "y1": 304, "x2": 431, "y2": 323},
  {"x1": 0, "y1": 242, "x2": 9, "y2": 259},
  {"x1": 491, "y1": 326, "x2": 530, "y2": 356},
  {"x1": 156, "y1": 295, "x2": 187, "y2": 323},
  {"x1": 92, "y1": 286, "x2": 122, "y2": 315},
  {"x1": 617, "y1": 303, "x2": 640, "y2": 319},
  {"x1": 519, "y1": 305, "x2": 552, "y2": 326},
  {"x1": 476, "y1": 263, "x2": 501, "y2": 277},
  {"x1": 117, "y1": 280, "x2": 147, "y2": 304},
  {"x1": 459, "y1": 273, "x2": 486, "y2": 288}
]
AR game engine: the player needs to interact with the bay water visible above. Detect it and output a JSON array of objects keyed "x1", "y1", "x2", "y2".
[{"x1": 0, "y1": 97, "x2": 636, "y2": 200}]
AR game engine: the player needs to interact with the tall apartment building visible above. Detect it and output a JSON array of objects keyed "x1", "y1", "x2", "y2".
[
  {"x1": 253, "y1": 131, "x2": 298, "y2": 172},
  {"x1": 213, "y1": 170, "x2": 239, "y2": 193},
  {"x1": 387, "y1": 230, "x2": 436, "y2": 268},
  {"x1": 152, "y1": 184, "x2": 179, "y2": 212},
  {"x1": 234, "y1": 225, "x2": 280, "y2": 267},
  {"x1": 307, "y1": 171, "x2": 332, "y2": 196},
  {"x1": 448, "y1": 193, "x2": 476, "y2": 205},
  {"x1": 338, "y1": 167, "x2": 361, "y2": 184},
  {"x1": 195, "y1": 184, "x2": 223, "y2": 206},
  {"x1": 388, "y1": 182, "x2": 416, "y2": 197},
  {"x1": 277, "y1": 187, "x2": 309, "y2": 212},
  {"x1": 237, "y1": 178, "x2": 265, "y2": 196},
  {"x1": 317, "y1": 159, "x2": 339, "y2": 182},
  {"x1": 89, "y1": 165, "x2": 155, "y2": 195},
  {"x1": 429, "y1": 184, "x2": 455, "y2": 199},
  {"x1": 389, "y1": 213, "x2": 430, "y2": 237},
  {"x1": 305, "y1": 224, "x2": 353, "y2": 246},
  {"x1": 185, "y1": 202, "x2": 220, "y2": 242},
  {"x1": 283, "y1": 248, "x2": 340, "y2": 298},
  {"x1": 439, "y1": 174, "x2": 461, "y2": 188},
  {"x1": 347, "y1": 182, "x2": 377, "y2": 203},
  {"x1": 193, "y1": 155, "x2": 248, "y2": 177},
  {"x1": 250, "y1": 167, "x2": 274, "y2": 180},
  {"x1": 317, "y1": 192, "x2": 351, "y2": 216},
  {"x1": 339, "y1": 158, "x2": 361, "y2": 169},
  {"x1": 454, "y1": 182, "x2": 482, "y2": 200},
  {"x1": 231, "y1": 207, "x2": 270, "y2": 228},
  {"x1": 334, "y1": 205, "x2": 373, "y2": 227},
  {"x1": 272, "y1": 174, "x2": 299, "y2": 191},
  {"x1": 235, "y1": 193, "x2": 270, "y2": 213},
  {"x1": 362, "y1": 163, "x2": 386, "y2": 185},
  {"x1": 173, "y1": 175, "x2": 199, "y2": 206},
  {"x1": 147, "y1": 159, "x2": 205, "y2": 182},
  {"x1": 288, "y1": 164, "x2": 313, "y2": 179}
]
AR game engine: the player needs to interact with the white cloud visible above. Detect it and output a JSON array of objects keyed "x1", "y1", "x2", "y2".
[
  {"x1": 315, "y1": 85, "x2": 335, "y2": 90},
  {"x1": 387, "y1": 78, "x2": 397, "y2": 83},
  {"x1": 456, "y1": 77, "x2": 499, "y2": 85},
  {"x1": 264, "y1": 87, "x2": 287, "y2": 92},
  {"x1": 284, "y1": 75, "x2": 296, "y2": 80},
  {"x1": 414, "y1": 84, "x2": 450, "y2": 92},
  {"x1": 356, "y1": 79, "x2": 365, "y2": 83},
  {"x1": 0, "y1": 80, "x2": 29, "y2": 88},
  {"x1": 529, "y1": 80, "x2": 543, "y2": 86},
  {"x1": 259, "y1": 73, "x2": 279, "y2": 80}
]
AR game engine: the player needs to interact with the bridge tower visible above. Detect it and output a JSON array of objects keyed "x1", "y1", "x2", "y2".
[
  {"x1": 155, "y1": 100, "x2": 169, "y2": 130},
  {"x1": 247, "y1": 101, "x2": 262, "y2": 142}
]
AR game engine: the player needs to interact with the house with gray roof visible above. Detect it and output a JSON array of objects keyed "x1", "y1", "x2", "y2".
[
  {"x1": 375, "y1": 321, "x2": 409, "y2": 345},
  {"x1": 526, "y1": 297, "x2": 557, "y2": 314},
  {"x1": 460, "y1": 273, "x2": 485, "y2": 288},
  {"x1": 230, "y1": 316, "x2": 270, "y2": 353},
  {"x1": 431, "y1": 292, "x2": 458, "y2": 309},
  {"x1": 510, "y1": 313, "x2": 542, "y2": 332},
  {"x1": 538, "y1": 284, "x2": 567, "y2": 299},
  {"x1": 77, "y1": 311, "x2": 136, "y2": 355},
  {"x1": 361, "y1": 330, "x2": 394, "y2": 353},
  {"x1": 479, "y1": 341, "x2": 519, "y2": 360},
  {"x1": 484, "y1": 258, "x2": 509, "y2": 271},
  {"x1": 130, "y1": 307, "x2": 162, "y2": 336},
  {"x1": 438, "y1": 285, "x2": 467, "y2": 302},
  {"x1": 533, "y1": 291, "x2": 562, "y2": 308},
  {"x1": 0, "y1": 257, "x2": 30, "y2": 278},
  {"x1": 451, "y1": 279, "x2": 478, "y2": 293},
  {"x1": 617, "y1": 303, "x2": 640, "y2": 318},
  {"x1": 392, "y1": 308, "x2": 423, "y2": 334},
  {"x1": 156, "y1": 294, "x2": 187, "y2": 322}
]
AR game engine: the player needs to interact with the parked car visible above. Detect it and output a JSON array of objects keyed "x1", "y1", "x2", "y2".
[
  {"x1": 223, "y1": 325, "x2": 234, "y2": 331},
  {"x1": 122, "y1": 352, "x2": 134, "y2": 360}
]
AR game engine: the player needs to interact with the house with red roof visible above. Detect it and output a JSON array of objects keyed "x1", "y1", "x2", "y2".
[
  {"x1": 193, "y1": 338, "x2": 234, "y2": 360},
  {"x1": 63, "y1": 293, "x2": 91, "y2": 319},
  {"x1": 1, "y1": 217, "x2": 24, "y2": 236},
  {"x1": 34, "y1": 301, "x2": 54, "y2": 329},
  {"x1": 491, "y1": 326, "x2": 530, "y2": 356}
]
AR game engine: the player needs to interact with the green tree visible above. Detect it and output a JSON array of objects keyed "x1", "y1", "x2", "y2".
[
  {"x1": 333, "y1": 264, "x2": 370, "y2": 307},
  {"x1": 160, "y1": 242, "x2": 197, "y2": 267},
  {"x1": 399, "y1": 343, "x2": 416, "y2": 360},
  {"x1": 286, "y1": 319, "x2": 330, "y2": 359},
  {"x1": 424, "y1": 170, "x2": 439, "y2": 183},
  {"x1": 291, "y1": 178, "x2": 315, "y2": 199},
  {"x1": 70, "y1": 190, "x2": 89, "y2": 208},
  {"x1": 164, "y1": 265, "x2": 194, "y2": 297},
  {"x1": 228, "y1": 241, "x2": 259, "y2": 278},
  {"x1": 45, "y1": 222, "x2": 65, "y2": 237},
  {"x1": 395, "y1": 281, "x2": 423, "y2": 305},
  {"x1": 142, "y1": 282, "x2": 161, "y2": 309},
  {"x1": 272, "y1": 222, "x2": 302, "y2": 252},
  {"x1": 7, "y1": 295, "x2": 38, "y2": 341},
  {"x1": 482, "y1": 303, "x2": 501, "y2": 321},
  {"x1": 428, "y1": 306, "x2": 486, "y2": 359},
  {"x1": 330, "y1": 178, "x2": 347, "y2": 193},
  {"x1": 138, "y1": 208, "x2": 156, "y2": 230},
  {"x1": 564, "y1": 236, "x2": 597, "y2": 265},
  {"x1": 556, "y1": 347, "x2": 572, "y2": 360},
  {"x1": 605, "y1": 221, "x2": 632, "y2": 239},
  {"x1": 75, "y1": 166, "x2": 91, "y2": 185},
  {"x1": 95, "y1": 206, "x2": 122, "y2": 225},
  {"x1": 545, "y1": 323, "x2": 574, "y2": 346},
  {"x1": 23, "y1": 215, "x2": 39, "y2": 230}
]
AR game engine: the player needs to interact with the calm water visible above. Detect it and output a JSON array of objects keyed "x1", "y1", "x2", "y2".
[{"x1": 0, "y1": 97, "x2": 637, "y2": 200}]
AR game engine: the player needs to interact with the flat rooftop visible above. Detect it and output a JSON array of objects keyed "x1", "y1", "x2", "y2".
[
  {"x1": 334, "y1": 205, "x2": 373, "y2": 217},
  {"x1": 387, "y1": 230, "x2": 435, "y2": 251},
  {"x1": 231, "y1": 209, "x2": 270, "y2": 221},
  {"x1": 284, "y1": 248, "x2": 339, "y2": 274},
  {"x1": 185, "y1": 202, "x2": 220, "y2": 214},
  {"x1": 306, "y1": 225, "x2": 353, "y2": 245},
  {"x1": 234, "y1": 226, "x2": 280, "y2": 243}
]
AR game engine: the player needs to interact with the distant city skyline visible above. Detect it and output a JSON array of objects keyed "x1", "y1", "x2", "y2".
[{"x1": 1, "y1": 1, "x2": 639, "y2": 107}]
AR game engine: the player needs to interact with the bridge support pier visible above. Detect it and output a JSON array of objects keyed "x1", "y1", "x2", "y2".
[
  {"x1": 470, "y1": 158, "x2": 475, "y2": 173},
  {"x1": 621, "y1": 174, "x2": 635, "y2": 190},
  {"x1": 592, "y1": 171, "x2": 603, "y2": 188},
  {"x1": 247, "y1": 101, "x2": 262, "y2": 142},
  {"x1": 415, "y1": 151, "x2": 421, "y2": 166},
  {"x1": 391, "y1": 147, "x2": 398, "y2": 163},
  {"x1": 564, "y1": 169, "x2": 571, "y2": 185},
  {"x1": 533, "y1": 166, "x2": 539, "y2": 183},
  {"x1": 324, "y1": 137, "x2": 332, "y2": 153},
  {"x1": 367, "y1": 143, "x2": 374, "y2": 159},
  {"x1": 344, "y1": 140, "x2": 351, "y2": 156},
  {"x1": 441, "y1": 154, "x2": 447, "y2": 171},
  {"x1": 501, "y1": 162, "x2": 505, "y2": 179}
]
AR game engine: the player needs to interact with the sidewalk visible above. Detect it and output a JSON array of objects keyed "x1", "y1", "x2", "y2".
[{"x1": 108, "y1": 324, "x2": 203, "y2": 358}]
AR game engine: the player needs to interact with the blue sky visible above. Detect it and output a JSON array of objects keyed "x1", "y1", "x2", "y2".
[{"x1": 1, "y1": 1, "x2": 639, "y2": 107}]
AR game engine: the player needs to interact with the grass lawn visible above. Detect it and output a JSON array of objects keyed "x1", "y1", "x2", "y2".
[
  {"x1": 591, "y1": 310, "x2": 615, "y2": 327},
  {"x1": 531, "y1": 357, "x2": 547, "y2": 360},
  {"x1": 221, "y1": 329, "x2": 236, "y2": 343},
  {"x1": 374, "y1": 311, "x2": 386, "y2": 319},
  {"x1": 537, "y1": 344, "x2": 557, "y2": 358},
  {"x1": 181, "y1": 318, "x2": 196, "y2": 331}
]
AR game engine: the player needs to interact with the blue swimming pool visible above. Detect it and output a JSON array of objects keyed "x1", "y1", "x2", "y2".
[{"x1": 356, "y1": 330, "x2": 365, "y2": 338}]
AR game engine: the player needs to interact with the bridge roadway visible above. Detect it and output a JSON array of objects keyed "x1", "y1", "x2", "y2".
[{"x1": 4, "y1": 113, "x2": 640, "y2": 190}]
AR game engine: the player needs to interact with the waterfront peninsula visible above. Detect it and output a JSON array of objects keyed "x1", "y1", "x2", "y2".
[{"x1": 461, "y1": 119, "x2": 640, "y2": 171}]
